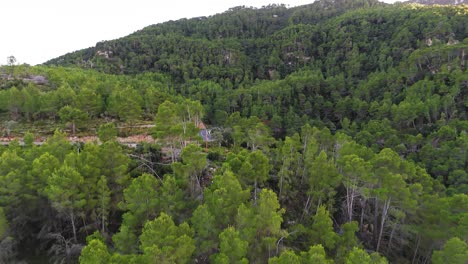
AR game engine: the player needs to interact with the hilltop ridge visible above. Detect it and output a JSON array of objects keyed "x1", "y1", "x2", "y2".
[{"x1": 407, "y1": 0, "x2": 467, "y2": 5}]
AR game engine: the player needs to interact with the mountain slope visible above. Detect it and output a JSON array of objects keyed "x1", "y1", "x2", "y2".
[
  {"x1": 408, "y1": 0, "x2": 467, "y2": 5},
  {"x1": 1, "y1": 1, "x2": 467, "y2": 263},
  {"x1": 45, "y1": 1, "x2": 466, "y2": 87},
  {"x1": 45, "y1": 0, "x2": 386, "y2": 77}
]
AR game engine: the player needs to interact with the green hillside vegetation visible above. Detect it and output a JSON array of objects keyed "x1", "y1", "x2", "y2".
[{"x1": 0, "y1": 0, "x2": 467, "y2": 263}]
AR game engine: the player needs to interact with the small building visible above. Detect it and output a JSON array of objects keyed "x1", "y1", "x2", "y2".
[{"x1": 198, "y1": 122, "x2": 213, "y2": 142}]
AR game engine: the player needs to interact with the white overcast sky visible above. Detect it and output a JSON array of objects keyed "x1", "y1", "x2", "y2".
[{"x1": 1, "y1": 0, "x2": 396, "y2": 66}]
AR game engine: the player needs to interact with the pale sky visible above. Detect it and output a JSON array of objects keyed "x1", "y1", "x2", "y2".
[{"x1": 1, "y1": 0, "x2": 395, "y2": 66}]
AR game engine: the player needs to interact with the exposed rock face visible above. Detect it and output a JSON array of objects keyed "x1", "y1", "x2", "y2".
[
  {"x1": 0, "y1": 74, "x2": 48, "y2": 85},
  {"x1": 24, "y1": 75, "x2": 48, "y2": 85}
]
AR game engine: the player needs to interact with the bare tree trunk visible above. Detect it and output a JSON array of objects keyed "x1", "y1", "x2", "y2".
[
  {"x1": 81, "y1": 215, "x2": 88, "y2": 237},
  {"x1": 461, "y1": 49, "x2": 465, "y2": 68},
  {"x1": 301, "y1": 166, "x2": 307, "y2": 184},
  {"x1": 387, "y1": 220, "x2": 398, "y2": 254},
  {"x1": 376, "y1": 198, "x2": 391, "y2": 252},
  {"x1": 72, "y1": 122, "x2": 76, "y2": 135},
  {"x1": 170, "y1": 144, "x2": 175, "y2": 163},
  {"x1": 186, "y1": 107, "x2": 192, "y2": 123},
  {"x1": 102, "y1": 213, "x2": 106, "y2": 233},
  {"x1": 254, "y1": 179, "x2": 258, "y2": 205},
  {"x1": 101, "y1": 198, "x2": 107, "y2": 233},
  {"x1": 373, "y1": 198, "x2": 379, "y2": 247},
  {"x1": 302, "y1": 195, "x2": 311, "y2": 220},
  {"x1": 412, "y1": 235, "x2": 420, "y2": 264},
  {"x1": 70, "y1": 211, "x2": 77, "y2": 242},
  {"x1": 301, "y1": 135, "x2": 309, "y2": 183},
  {"x1": 316, "y1": 196, "x2": 322, "y2": 213},
  {"x1": 360, "y1": 198, "x2": 366, "y2": 230},
  {"x1": 346, "y1": 186, "x2": 356, "y2": 222},
  {"x1": 279, "y1": 177, "x2": 283, "y2": 201},
  {"x1": 194, "y1": 173, "x2": 202, "y2": 196},
  {"x1": 346, "y1": 186, "x2": 351, "y2": 222}
]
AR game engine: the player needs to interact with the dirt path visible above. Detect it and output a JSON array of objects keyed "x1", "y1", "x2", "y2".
[{"x1": 0, "y1": 134, "x2": 155, "y2": 146}]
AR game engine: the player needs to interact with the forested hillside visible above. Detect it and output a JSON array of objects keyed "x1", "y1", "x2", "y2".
[
  {"x1": 0, "y1": 0, "x2": 467, "y2": 263},
  {"x1": 408, "y1": 0, "x2": 467, "y2": 5}
]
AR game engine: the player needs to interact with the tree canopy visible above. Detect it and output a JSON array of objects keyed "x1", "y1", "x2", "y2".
[{"x1": 0, "y1": 0, "x2": 466, "y2": 263}]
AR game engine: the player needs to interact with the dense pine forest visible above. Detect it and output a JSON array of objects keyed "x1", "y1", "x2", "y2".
[{"x1": 0, "y1": 0, "x2": 467, "y2": 263}]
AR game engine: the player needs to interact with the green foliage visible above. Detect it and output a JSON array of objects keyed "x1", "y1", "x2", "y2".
[
  {"x1": 97, "y1": 141, "x2": 131, "y2": 196},
  {"x1": 172, "y1": 144, "x2": 207, "y2": 196},
  {"x1": 237, "y1": 189, "x2": 286, "y2": 262},
  {"x1": 112, "y1": 224, "x2": 138, "y2": 254},
  {"x1": 0, "y1": 207, "x2": 13, "y2": 263},
  {"x1": 300, "y1": 245, "x2": 334, "y2": 264},
  {"x1": 212, "y1": 227, "x2": 249, "y2": 264},
  {"x1": 118, "y1": 173, "x2": 160, "y2": 218},
  {"x1": 276, "y1": 135, "x2": 301, "y2": 202},
  {"x1": 345, "y1": 247, "x2": 372, "y2": 264},
  {"x1": 113, "y1": 173, "x2": 160, "y2": 252},
  {"x1": 226, "y1": 149, "x2": 271, "y2": 203},
  {"x1": 0, "y1": 207, "x2": 7, "y2": 239},
  {"x1": 306, "y1": 151, "x2": 341, "y2": 212},
  {"x1": 41, "y1": 129, "x2": 75, "y2": 162},
  {"x1": 309, "y1": 206, "x2": 339, "y2": 250},
  {"x1": 153, "y1": 100, "x2": 203, "y2": 161},
  {"x1": 432, "y1": 237, "x2": 468, "y2": 264},
  {"x1": 0, "y1": 150, "x2": 28, "y2": 207},
  {"x1": 96, "y1": 176, "x2": 111, "y2": 232},
  {"x1": 191, "y1": 169, "x2": 249, "y2": 257},
  {"x1": 268, "y1": 250, "x2": 301, "y2": 264},
  {"x1": 159, "y1": 175, "x2": 185, "y2": 219},
  {"x1": 98, "y1": 122, "x2": 118, "y2": 142},
  {"x1": 335, "y1": 221, "x2": 360, "y2": 261},
  {"x1": 139, "y1": 213, "x2": 195, "y2": 263},
  {"x1": 58, "y1": 105, "x2": 88, "y2": 135},
  {"x1": 31, "y1": 152, "x2": 59, "y2": 195},
  {"x1": 45, "y1": 164, "x2": 86, "y2": 241},
  {"x1": 191, "y1": 204, "x2": 218, "y2": 255},
  {"x1": 0, "y1": 2, "x2": 467, "y2": 263},
  {"x1": 45, "y1": 165, "x2": 86, "y2": 213},
  {"x1": 345, "y1": 247, "x2": 387, "y2": 264},
  {"x1": 79, "y1": 239, "x2": 110, "y2": 264},
  {"x1": 204, "y1": 170, "x2": 250, "y2": 229},
  {"x1": 108, "y1": 86, "x2": 143, "y2": 122}
]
